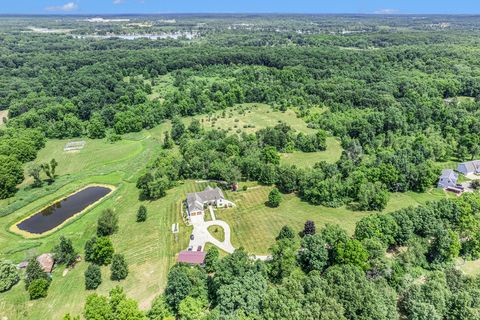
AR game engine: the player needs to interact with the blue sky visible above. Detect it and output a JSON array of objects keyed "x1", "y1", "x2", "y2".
[{"x1": 1, "y1": 0, "x2": 480, "y2": 15}]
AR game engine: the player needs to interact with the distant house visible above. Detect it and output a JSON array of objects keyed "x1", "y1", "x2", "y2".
[
  {"x1": 457, "y1": 160, "x2": 480, "y2": 176},
  {"x1": 437, "y1": 169, "x2": 459, "y2": 189},
  {"x1": 186, "y1": 186, "x2": 234, "y2": 223},
  {"x1": 37, "y1": 253, "x2": 55, "y2": 273},
  {"x1": 177, "y1": 251, "x2": 206, "y2": 265}
]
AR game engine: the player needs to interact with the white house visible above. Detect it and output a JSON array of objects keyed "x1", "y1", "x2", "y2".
[
  {"x1": 186, "y1": 186, "x2": 234, "y2": 223},
  {"x1": 457, "y1": 160, "x2": 480, "y2": 176}
]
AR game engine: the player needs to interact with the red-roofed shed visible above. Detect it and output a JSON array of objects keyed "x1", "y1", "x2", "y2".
[{"x1": 177, "y1": 251, "x2": 206, "y2": 265}]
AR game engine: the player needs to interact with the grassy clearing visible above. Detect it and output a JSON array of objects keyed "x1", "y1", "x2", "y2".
[
  {"x1": 0, "y1": 109, "x2": 8, "y2": 126},
  {"x1": 147, "y1": 74, "x2": 176, "y2": 102},
  {"x1": 457, "y1": 258, "x2": 480, "y2": 276},
  {"x1": 280, "y1": 138, "x2": 342, "y2": 167},
  {"x1": 215, "y1": 186, "x2": 449, "y2": 255},
  {"x1": 208, "y1": 225, "x2": 225, "y2": 242},
  {"x1": 194, "y1": 103, "x2": 315, "y2": 134}
]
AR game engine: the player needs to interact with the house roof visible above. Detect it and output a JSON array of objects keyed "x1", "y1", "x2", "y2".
[
  {"x1": 37, "y1": 253, "x2": 55, "y2": 273},
  {"x1": 186, "y1": 186, "x2": 225, "y2": 212},
  {"x1": 439, "y1": 169, "x2": 458, "y2": 182},
  {"x1": 458, "y1": 160, "x2": 480, "y2": 173},
  {"x1": 177, "y1": 251, "x2": 206, "y2": 265}
]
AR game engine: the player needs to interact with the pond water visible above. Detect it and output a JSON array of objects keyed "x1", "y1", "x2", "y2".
[
  {"x1": 72, "y1": 32, "x2": 196, "y2": 40},
  {"x1": 16, "y1": 186, "x2": 112, "y2": 234}
]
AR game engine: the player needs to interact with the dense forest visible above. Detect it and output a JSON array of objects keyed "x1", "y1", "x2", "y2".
[{"x1": 1, "y1": 14, "x2": 480, "y2": 319}]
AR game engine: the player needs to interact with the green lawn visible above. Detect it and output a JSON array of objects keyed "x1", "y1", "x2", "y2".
[
  {"x1": 194, "y1": 103, "x2": 315, "y2": 134},
  {"x1": 215, "y1": 186, "x2": 450, "y2": 255},
  {"x1": 208, "y1": 225, "x2": 225, "y2": 242},
  {"x1": 280, "y1": 138, "x2": 342, "y2": 167}
]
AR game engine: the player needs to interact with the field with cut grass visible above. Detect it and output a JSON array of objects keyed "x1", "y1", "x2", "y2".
[
  {"x1": 280, "y1": 137, "x2": 342, "y2": 167},
  {"x1": 194, "y1": 103, "x2": 316, "y2": 134},
  {"x1": 216, "y1": 185, "x2": 450, "y2": 255},
  {"x1": 208, "y1": 225, "x2": 225, "y2": 242}
]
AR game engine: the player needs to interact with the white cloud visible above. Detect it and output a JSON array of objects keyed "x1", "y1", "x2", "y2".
[
  {"x1": 373, "y1": 9, "x2": 399, "y2": 14},
  {"x1": 113, "y1": 0, "x2": 125, "y2": 4},
  {"x1": 45, "y1": 2, "x2": 79, "y2": 12}
]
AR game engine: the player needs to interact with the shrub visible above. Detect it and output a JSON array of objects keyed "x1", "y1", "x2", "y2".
[
  {"x1": 28, "y1": 278, "x2": 49, "y2": 300},
  {"x1": 94, "y1": 237, "x2": 115, "y2": 266},
  {"x1": 303, "y1": 220, "x2": 316, "y2": 236},
  {"x1": 85, "y1": 237, "x2": 114, "y2": 266},
  {"x1": 471, "y1": 180, "x2": 480, "y2": 190},
  {"x1": 97, "y1": 209, "x2": 119, "y2": 236},
  {"x1": 276, "y1": 225, "x2": 295, "y2": 241},
  {"x1": 85, "y1": 264, "x2": 102, "y2": 290},
  {"x1": 267, "y1": 188, "x2": 282, "y2": 208},
  {"x1": 136, "y1": 205, "x2": 147, "y2": 222},
  {"x1": 0, "y1": 260, "x2": 19, "y2": 292},
  {"x1": 110, "y1": 254, "x2": 128, "y2": 281}
]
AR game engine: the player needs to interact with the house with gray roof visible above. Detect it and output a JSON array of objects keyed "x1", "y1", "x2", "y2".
[
  {"x1": 437, "y1": 169, "x2": 459, "y2": 189},
  {"x1": 186, "y1": 186, "x2": 234, "y2": 223},
  {"x1": 457, "y1": 160, "x2": 480, "y2": 176}
]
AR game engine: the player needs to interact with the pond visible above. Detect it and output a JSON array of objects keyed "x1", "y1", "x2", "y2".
[{"x1": 16, "y1": 186, "x2": 112, "y2": 235}]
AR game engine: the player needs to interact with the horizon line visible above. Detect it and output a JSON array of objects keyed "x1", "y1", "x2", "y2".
[{"x1": 1, "y1": 12, "x2": 480, "y2": 16}]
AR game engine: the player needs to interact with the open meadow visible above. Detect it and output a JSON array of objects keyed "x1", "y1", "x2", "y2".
[{"x1": 216, "y1": 185, "x2": 451, "y2": 255}]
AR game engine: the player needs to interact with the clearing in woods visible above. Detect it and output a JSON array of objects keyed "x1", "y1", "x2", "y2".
[{"x1": 0, "y1": 109, "x2": 8, "y2": 126}]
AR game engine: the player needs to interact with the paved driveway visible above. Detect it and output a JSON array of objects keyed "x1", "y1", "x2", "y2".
[
  {"x1": 465, "y1": 173, "x2": 480, "y2": 180},
  {"x1": 188, "y1": 207, "x2": 235, "y2": 253}
]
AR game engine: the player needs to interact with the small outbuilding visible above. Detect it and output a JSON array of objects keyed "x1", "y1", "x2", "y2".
[
  {"x1": 37, "y1": 253, "x2": 55, "y2": 273},
  {"x1": 177, "y1": 251, "x2": 206, "y2": 266},
  {"x1": 437, "y1": 169, "x2": 459, "y2": 189}
]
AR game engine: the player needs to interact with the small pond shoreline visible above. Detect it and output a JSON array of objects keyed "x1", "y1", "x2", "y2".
[{"x1": 10, "y1": 184, "x2": 115, "y2": 238}]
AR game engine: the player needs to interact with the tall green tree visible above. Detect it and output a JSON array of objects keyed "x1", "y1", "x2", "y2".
[
  {"x1": 110, "y1": 254, "x2": 129, "y2": 281},
  {"x1": 97, "y1": 209, "x2": 119, "y2": 236}
]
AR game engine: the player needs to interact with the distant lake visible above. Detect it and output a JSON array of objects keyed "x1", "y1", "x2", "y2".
[
  {"x1": 72, "y1": 32, "x2": 196, "y2": 40},
  {"x1": 16, "y1": 186, "x2": 112, "y2": 235}
]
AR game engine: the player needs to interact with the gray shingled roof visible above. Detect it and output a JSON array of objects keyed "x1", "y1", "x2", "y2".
[
  {"x1": 186, "y1": 186, "x2": 225, "y2": 213},
  {"x1": 439, "y1": 169, "x2": 457, "y2": 181},
  {"x1": 459, "y1": 160, "x2": 480, "y2": 174}
]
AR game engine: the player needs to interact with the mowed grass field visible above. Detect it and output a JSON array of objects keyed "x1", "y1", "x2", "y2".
[
  {"x1": 215, "y1": 185, "x2": 450, "y2": 255},
  {"x1": 194, "y1": 103, "x2": 316, "y2": 134},
  {"x1": 280, "y1": 137, "x2": 342, "y2": 167}
]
